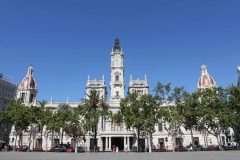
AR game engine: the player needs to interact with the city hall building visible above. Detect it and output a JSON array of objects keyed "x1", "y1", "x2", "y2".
[{"x1": 9, "y1": 39, "x2": 239, "y2": 151}]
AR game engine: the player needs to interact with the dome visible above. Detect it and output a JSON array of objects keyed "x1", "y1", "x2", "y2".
[
  {"x1": 198, "y1": 64, "x2": 216, "y2": 89},
  {"x1": 20, "y1": 65, "x2": 37, "y2": 90},
  {"x1": 21, "y1": 76, "x2": 36, "y2": 89}
]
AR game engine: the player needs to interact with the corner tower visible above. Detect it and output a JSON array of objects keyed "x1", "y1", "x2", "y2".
[
  {"x1": 16, "y1": 65, "x2": 37, "y2": 105},
  {"x1": 110, "y1": 38, "x2": 125, "y2": 99}
]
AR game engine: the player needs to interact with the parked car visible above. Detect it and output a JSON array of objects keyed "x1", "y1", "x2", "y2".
[
  {"x1": 221, "y1": 142, "x2": 239, "y2": 150},
  {"x1": 77, "y1": 146, "x2": 85, "y2": 153},
  {"x1": 66, "y1": 147, "x2": 75, "y2": 152},
  {"x1": 16, "y1": 145, "x2": 28, "y2": 152},
  {"x1": 50, "y1": 144, "x2": 67, "y2": 152},
  {"x1": 194, "y1": 145, "x2": 205, "y2": 151},
  {"x1": 206, "y1": 145, "x2": 219, "y2": 151},
  {"x1": 175, "y1": 146, "x2": 187, "y2": 152},
  {"x1": 227, "y1": 142, "x2": 239, "y2": 148},
  {"x1": 32, "y1": 148, "x2": 44, "y2": 152}
]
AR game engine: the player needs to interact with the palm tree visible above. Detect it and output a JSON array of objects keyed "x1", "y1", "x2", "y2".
[{"x1": 81, "y1": 90, "x2": 109, "y2": 152}]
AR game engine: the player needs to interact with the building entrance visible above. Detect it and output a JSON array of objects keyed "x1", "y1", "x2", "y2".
[{"x1": 111, "y1": 137, "x2": 124, "y2": 151}]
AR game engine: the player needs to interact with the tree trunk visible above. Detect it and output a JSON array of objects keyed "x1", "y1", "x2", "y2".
[
  {"x1": 40, "y1": 127, "x2": 43, "y2": 149},
  {"x1": 45, "y1": 132, "x2": 48, "y2": 151},
  {"x1": 28, "y1": 127, "x2": 32, "y2": 152},
  {"x1": 14, "y1": 134, "x2": 17, "y2": 151},
  {"x1": 94, "y1": 125, "x2": 97, "y2": 152},
  {"x1": 190, "y1": 128, "x2": 194, "y2": 145},
  {"x1": 137, "y1": 128, "x2": 140, "y2": 152},
  {"x1": 75, "y1": 139, "x2": 78, "y2": 153},
  {"x1": 148, "y1": 134, "x2": 152, "y2": 153},
  {"x1": 61, "y1": 129, "x2": 64, "y2": 144},
  {"x1": 20, "y1": 132, "x2": 23, "y2": 146},
  {"x1": 51, "y1": 131, "x2": 54, "y2": 148},
  {"x1": 216, "y1": 133, "x2": 224, "y2": 151},
  {"x1": 172, "y1": 136, "x2": 175, "y2": 152}
]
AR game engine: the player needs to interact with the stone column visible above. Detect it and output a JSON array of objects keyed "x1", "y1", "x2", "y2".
[
  {"x1": 124, "y1": 137, "x2": 126, "y2": 146},
  {"x1": 109, "y1": 137, "x2": 112, "y2": 150},
  {"x1": 105, "y1": 137, "x2": 108, "y2": 151},
  {"x1": 127, "y1": 137, "x2": 130, "y2": 146}
]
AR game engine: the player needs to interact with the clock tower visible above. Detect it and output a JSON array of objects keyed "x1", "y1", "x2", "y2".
[{"x1": 110, "y1": 38, "x2": 125, "y2": 99}]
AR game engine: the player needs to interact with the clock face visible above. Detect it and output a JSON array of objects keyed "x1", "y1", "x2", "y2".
[{"x1": 113, "y1": 58, "x2": 121, "y2": 67}]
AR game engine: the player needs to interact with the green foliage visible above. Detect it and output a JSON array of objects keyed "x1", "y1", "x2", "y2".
[
  {"x1": 112, "y1": 111, "x2": 123, "y2": 125},
  {"x1": 224, "y1": 85, "x2": 240, "y2": 141},
  {"x1": 120, "y1": 92, "x2": 158, "y2": 152},
  {"x1": 45, "y1": 109, "x2": 60, "y2": 134},
  {"x1": 79, "y1": 90, "x2": 110, "y2": 131},
  {"x1": 65, "y1": 107, "x2": 86, "y2": 140},
  {"x1": 7, "y1": 100, "x2": 31, "y2": 135},
  {"x1": 193, "y1": 88, "x2": 229, "y2": 145},
  {"x1": 154, "y1": 82, "x2": 172, "y2": 105},
  {"x1": 139, "y1": 94, "x2": 158, "y2": 135},
  {"x1": 0, "y1": 111, "x2": 8, "y2": 123},
  {"x1": 120, "y1": 93, "x2": 142, "y2": 131},
  {"x1": 56, "y1": 103, "x2": 73, "y2": 132},
  {"x1": 78, "y1": 90, "x2": 110, "y2": 151}
]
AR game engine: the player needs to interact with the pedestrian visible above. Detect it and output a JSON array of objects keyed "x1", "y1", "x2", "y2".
[
  {"x1": 112, "y1": 145, "x2": 116, "y2": 153},
  {"x1": 124, "y1": 144, "x2": 128, "y2": 152},
  {"x1": 189, "y1": 143, "x2": 193, "y2": 151}
]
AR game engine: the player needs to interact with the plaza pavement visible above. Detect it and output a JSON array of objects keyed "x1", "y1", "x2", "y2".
[{"x1": 0, "y1": 151, "x2": 240, "y2": 160}]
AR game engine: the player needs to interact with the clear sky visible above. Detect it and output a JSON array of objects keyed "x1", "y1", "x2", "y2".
[{"x1": 0, "y1": 0, "x2": 240, "y2": 102}]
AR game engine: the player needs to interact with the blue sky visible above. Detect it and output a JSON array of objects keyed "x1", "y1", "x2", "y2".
[{"x1": 0, "y1": 0, "x2": 240, "y2": 102}]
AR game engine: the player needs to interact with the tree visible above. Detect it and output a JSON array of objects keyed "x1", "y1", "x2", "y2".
[
  {"x1": 182, "y1": 92, "x2": 199, "y2": 145},
  {"x1": 79, "y1": 90, "x2": 110, "y2": 152},
  {"x1": 65, "y1": 107, "x2": 87, "y2": 153},
  {"x1": 195, "y1": 88, "x2": 230, "y2": 148},
  {"x1": 138, "y1": 94, "x2": 158, "y2": 153},
  {"x1": 45, "y1": 108, "x2": 61, "y2": 148},
  {"x1": 155, "y1": 83, "x2": 186, "y2": 152},
  {"x1": 225, "y1": 86, "x2": 240, "y2": 142},
  {"x1": 55, "y1": 103, "x2": 72, "y2": 144},
  {"x1": 29, "y1": 101, "x2": 48, "y2": 149},
  {"x1": 120, "y1": 93, "x2": 143, "y2": 152},
  {"x1": 7, "y1": 100, "x2": 31, "y2": 150},
  {"x1": 112, "y1": 111, "x2": 123, "y2": 125}
]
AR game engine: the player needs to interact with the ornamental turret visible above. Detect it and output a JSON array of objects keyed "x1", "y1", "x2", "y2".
[
  {"x1": 198, "y1": 64, "x2": 216, "y2": 89},
  {"x1": 16, "y1": 65, "x2": 37, "y2": 105},
  {"x1": 128, "y1": 74, "x2": 149, "y2": 96}
]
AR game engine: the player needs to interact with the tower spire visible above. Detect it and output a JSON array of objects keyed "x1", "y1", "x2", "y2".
[
  {"x1": 113, "y1": 38, "x2": 121, "y2": 52},
  {"x1": 201, "y1": 64, "x2": 208, "y2": 75},
  {"x1": 27, "y1": 65, "x2": 34, "y2": 76},
  {"x1": 144, "y1": 74, "x2": 147, "y2": 81}
]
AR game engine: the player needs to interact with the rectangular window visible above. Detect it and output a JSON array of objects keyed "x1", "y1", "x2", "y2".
[
  {"x1": 115, "y1": 76, "x2": 119, "y2": 82},
  {"x1": 35, "y1": 138, "x2": 42, "y2": 149},
  {"x1": 30, "y1": 94, "x2": 34, "y2": 103},
  {"x1": 158, "y1": 138, "x2": 165, "y2": 148},
  {"x1": 176, "y1": 138, "x2": 183, "y2": 147},
  {"x1": 158, "y1": 123, "x2": 163, "y2": 132},
  {"x1": 21, "y1": 93, "x2": 25, "y2": 102}
]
